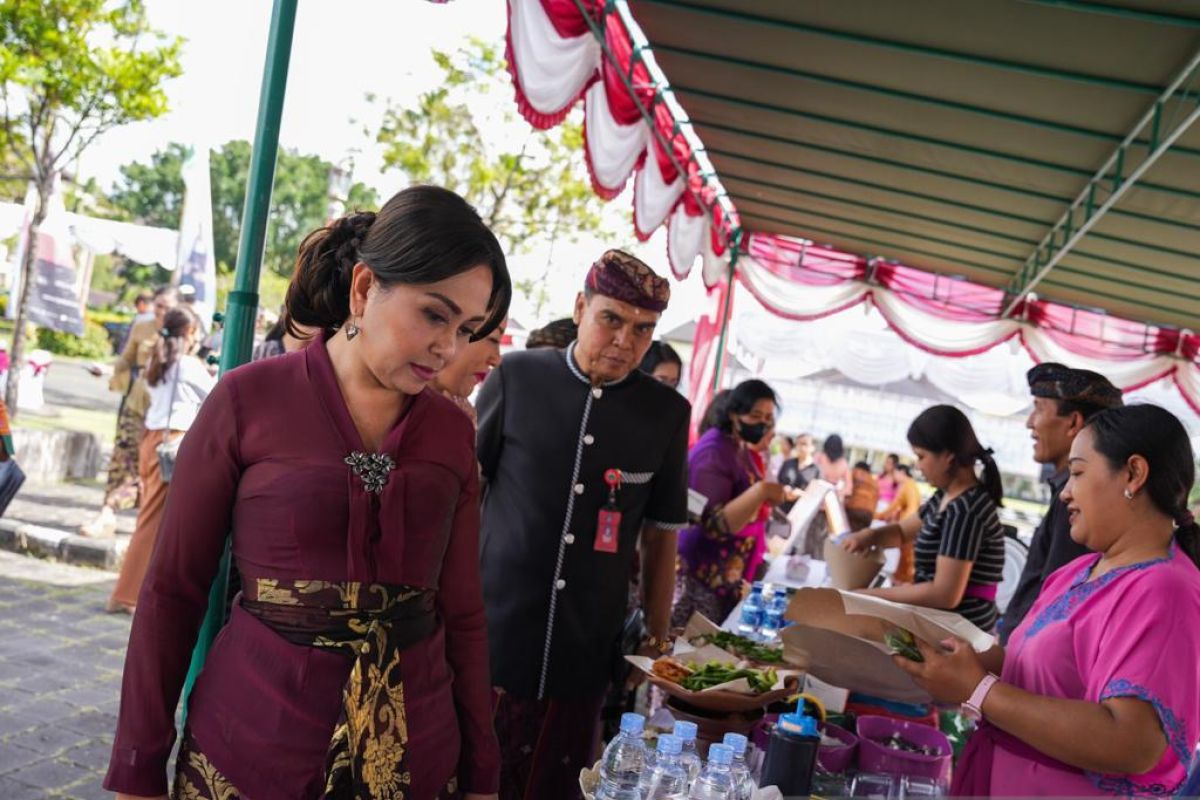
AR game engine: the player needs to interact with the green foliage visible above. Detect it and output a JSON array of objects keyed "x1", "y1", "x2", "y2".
[
  {"x1": 0, "y1": 0, "x2": 184, "y2": 178},
  {"x1": 1, "y1": 0, "x2": 182, "y2": 411},
  {"x1": 108, "y1": 142, "x2": 188, "y2": 228},
  {"x1": 108, "y1": 140, "x2": 379, "y2": 278},
  {"x1": 35, "y1": 318, "x2": 113, "y2": 359},
  {"x1": 215, "y1": 266, "x2": 289, "y2": 321},
  {"x1": 371, "y1": 38, "x2": 609, "y2": 313}
]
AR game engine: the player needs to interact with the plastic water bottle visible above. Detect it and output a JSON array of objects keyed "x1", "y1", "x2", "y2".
[
  {"x1": 596, "y1": 712, "x2": 647, "y2": 800},
  {"x1": 738, "y1": 584, "x2": 764, "y2": 639},
  {"x1": 644, "y1": 734, "x2": 690, "y2": 799},
  {"x1": 674, "y1": 721, "x2": 703, "y2": 785},
  {"x1": 722, "y1": 733, "x2": 756, "y2": 800},
  {"x1": 689, "y1": 743, "x2": 735, "y2": 799},
  {"x1": 762, "y1": 589, "x2": 789, "y2": 642}
]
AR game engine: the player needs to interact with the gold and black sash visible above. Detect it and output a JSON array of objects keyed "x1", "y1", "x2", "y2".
[{"x1": 241, "y1": 578, "x2": 437, "y2": 799}]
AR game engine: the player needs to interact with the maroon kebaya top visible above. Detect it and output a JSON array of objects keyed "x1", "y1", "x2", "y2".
[{"x1": 104, "y1": 334, "x2": 500, "y2": 800}]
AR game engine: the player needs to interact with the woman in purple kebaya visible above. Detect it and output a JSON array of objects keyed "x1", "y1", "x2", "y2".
[{"x1": 107, "y1": 186, "x2": 511, "y2": 800}]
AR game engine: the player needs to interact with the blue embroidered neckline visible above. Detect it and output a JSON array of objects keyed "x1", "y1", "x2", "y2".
[{"x1": 1023, "y1": 543, "x2": 1176, "y2": 640}]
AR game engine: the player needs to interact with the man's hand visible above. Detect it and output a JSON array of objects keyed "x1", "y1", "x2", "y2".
[{"x1": 627, "y1": 639, "x2": 666, "y2": 689}]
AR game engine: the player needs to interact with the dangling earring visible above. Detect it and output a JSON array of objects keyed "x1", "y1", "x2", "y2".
[
  {"x1": 1123, "y1": 488, "x2": 1134, "y2": 500},
  {"x1": 345, "y1": 317, "x2": 360, "y2": 340}
]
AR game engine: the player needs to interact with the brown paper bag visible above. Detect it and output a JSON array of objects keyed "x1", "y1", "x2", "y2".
[
  {"x1": 781, "y1": 588, "x2": 994, "y2": 705},
  {"x1": 823, "y1": 538, "x2": 885, "y2": 589}
]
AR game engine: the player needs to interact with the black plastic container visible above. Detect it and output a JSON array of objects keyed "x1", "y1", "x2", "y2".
[{"x1": 759, "y1": 712, "x2": 821, "y2": 798}]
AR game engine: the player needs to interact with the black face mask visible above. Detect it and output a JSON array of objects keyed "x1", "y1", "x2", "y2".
[{"x1": 737, "y1": 420, "x2": 769, "y2": 446}]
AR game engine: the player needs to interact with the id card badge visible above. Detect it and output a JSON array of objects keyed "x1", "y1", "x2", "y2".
[
  {"x1": 594, "y1": 469, "x2": 623, "y2": 554},
  {"x1": 595, "y1": 507, "x2": 621, "y2": 553}
]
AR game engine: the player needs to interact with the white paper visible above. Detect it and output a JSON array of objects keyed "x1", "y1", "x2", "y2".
[
  {"x1": 780, "y1": 480, "x2": 834, "y2": 554},
  {"x1": 803, "y1": 672, "x2": 850, "y2": 713}
]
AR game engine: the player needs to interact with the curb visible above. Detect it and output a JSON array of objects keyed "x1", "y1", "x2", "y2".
[{"x1": 0, "y1": 519, "x2": 125, "y2": 571}]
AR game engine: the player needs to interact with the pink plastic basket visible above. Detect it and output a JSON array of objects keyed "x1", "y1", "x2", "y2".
[
  {"x1": 817, "y1": 721, "x2": 858, "y2": 774},
  {"x1": 855, "y1": 715, "x2": 952, "y2": 782}
]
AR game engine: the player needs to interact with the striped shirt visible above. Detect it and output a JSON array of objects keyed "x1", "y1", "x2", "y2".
[{"x1": 914, "y1": 485, "x2": 1005, "y2": 631}]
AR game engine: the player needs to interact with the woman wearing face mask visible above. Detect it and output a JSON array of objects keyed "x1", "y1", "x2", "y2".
[
  {"x1": 844, "y1": 405, "x2": 1006, "y2": 631},
  {"x1": 673, "y1": 379, "x2": 796, "y2": 626},
  {"x1": 432, "y1": 317, "x2": 506, "y2": 426},
  {"x1": 106, "y1": 186, "x2": 511, "y2": 800},
  {"x1": 892, "y1": 404, "x2": 1200, "y2": 797}
]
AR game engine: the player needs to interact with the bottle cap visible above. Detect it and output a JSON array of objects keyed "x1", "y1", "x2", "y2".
[
  {"x1": 619, "y1": 713, "x2": 645, "y2": 735},
  {"x1": 722, "y1": 732, "x2": 748, "y2": 755},
  {"x1": 778, "y1": 712, "x2": 818, "y2": 737},
  {"x1": 673, "y1": 720, "x2": 698, "y2": 741},
  {"x1": 657, "y1": 734, "x2": 682, "y2": 755},
  {"x1": 707, "y1": 743, "x2": 734, "y2": 766}
]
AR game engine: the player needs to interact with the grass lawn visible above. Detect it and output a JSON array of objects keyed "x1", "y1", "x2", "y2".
[{"x1": 14, "y1": 406, "x2": 117, "y2": 442}]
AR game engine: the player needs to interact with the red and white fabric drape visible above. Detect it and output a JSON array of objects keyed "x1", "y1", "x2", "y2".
[
  {"x1": 737, "y1": 233, "x2": 1200, "y2": 413},
  {"x1": 506, "y1": 0, "x2": 733, "y2": 281},
  {"x1": 506, "y1": 0, "x2": 1199, "y2": 416}
]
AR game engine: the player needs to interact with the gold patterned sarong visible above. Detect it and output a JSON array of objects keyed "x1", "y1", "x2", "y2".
[{"x1": 173, "y1": 578, "x2": 439, "y2": 800}]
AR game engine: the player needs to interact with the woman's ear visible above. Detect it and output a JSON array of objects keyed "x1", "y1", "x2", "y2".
[
  {"x1": 1126, "y1": 454, "x2": 1151, "y2": 497},
  {"x1": 349, "y1": 262, "x2": 375, "y2": 318}
]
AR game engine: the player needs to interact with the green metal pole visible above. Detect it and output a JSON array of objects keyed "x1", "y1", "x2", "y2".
[
  {"x1": 181, "y1": 0, "x2": 298, "y2": 715},
  {"x1": 710, "y1": 236, "x2": 740, "y2": 391}
]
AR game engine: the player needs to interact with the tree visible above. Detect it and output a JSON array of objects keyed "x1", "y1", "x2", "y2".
[
  {"x1": 108, "y1": 141, "x2": 189, "y2": 228},
  {"x1": 208, "y1": 141, "x2": 378, "y2": 276},
  {"x1": 108, "y1": 140, "x2": 379, "y2": 278},
  {"x1": 371, "y1": 39, "x2": 610, "y2": 315},
  {"x1": 0, "y1": 0, "x2": 182, "y2": 413}
]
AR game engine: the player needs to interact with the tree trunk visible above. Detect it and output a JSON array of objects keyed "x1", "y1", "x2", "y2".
[{"x1": 4, "y1": 180, "x2": 50, "y2": 417}]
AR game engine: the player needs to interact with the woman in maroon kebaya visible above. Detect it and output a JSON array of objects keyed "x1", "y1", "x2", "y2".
[{"x1": 106, "y1": 186, "x2": 511, "y2": 800}]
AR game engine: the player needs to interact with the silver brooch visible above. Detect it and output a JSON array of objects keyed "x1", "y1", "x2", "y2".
[{"x1": 344, "y1": 451, "x2": 396, "y2": 494}]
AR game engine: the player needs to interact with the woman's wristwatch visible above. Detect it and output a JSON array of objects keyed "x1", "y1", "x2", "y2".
[
  {"x1": 962, "y1": 673, "x2": 1000, "y2": 721},
  {"x1": 643, "y1": 633, "x2": 673, "y2": 654}
]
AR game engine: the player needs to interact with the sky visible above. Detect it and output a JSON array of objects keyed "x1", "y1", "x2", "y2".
[
  {"x1": 63, "y1": 1, "x2": 1200, "y2": 433},
  {"x1": 75, "y1": 0, "x2": 707, "y2": 332}
]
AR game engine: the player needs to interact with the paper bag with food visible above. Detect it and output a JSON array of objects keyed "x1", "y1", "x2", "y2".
[
  {"x1": 625, "y1": 613, "x2": 802, "y2": 712},
  {"x1": 679, "y1": 611, "x2": 805, "y2": 667},
  {"x1": 780, "y1": 588, "x2": 994, "y2": 705}
]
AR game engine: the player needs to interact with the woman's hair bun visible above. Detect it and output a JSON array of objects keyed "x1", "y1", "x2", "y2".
[{"x1": 285, "y1": 211, "x2": 377, "y2": 335}]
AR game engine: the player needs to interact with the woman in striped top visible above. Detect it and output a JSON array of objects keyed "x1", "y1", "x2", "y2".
[{"x1": 844, "y1": 405, "x2": 1005, "y2": 631}]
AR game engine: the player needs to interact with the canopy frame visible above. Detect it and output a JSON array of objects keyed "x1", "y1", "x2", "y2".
[{"x1": 1001, "y1": 47, "x2": 1200, "y2": 316}]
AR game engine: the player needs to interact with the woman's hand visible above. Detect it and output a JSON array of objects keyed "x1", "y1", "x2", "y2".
[
  {"x1": 116, "y1": 794, "x2": 169, "y2": 800},
  {"x1": 464, "y1": 794, "x2": 499, "y2": 800},
  {"x1": 892, "y1": 637, "x2": 989, "y2": 705},
  {"x1": 756, "y1": 481, "x2": 790, "y2": 505},
  {"x1": 841, "y1": 528, "x2": 876, "y2": 554}
]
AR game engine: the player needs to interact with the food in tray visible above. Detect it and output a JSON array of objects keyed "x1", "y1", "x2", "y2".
[
  {"x1": 676, "y1": 661, "x2": 779, "y2": 694},
  {"x1": 872, "y1": 733, "x2": 942, "y2": 758},
  {"x1": 689, "y1": 630, "x2": 785, "y2": 664},
  {"x1": 650, "y1": 656, "x2": 693, "y2": 683},
  {"x1": 884, "y1": 627, "x2": 924, "y2": 662}
]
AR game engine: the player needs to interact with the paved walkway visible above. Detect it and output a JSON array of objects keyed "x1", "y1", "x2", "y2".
[
  {"x1": 0, "y1": 551, "x2": 129, "y2": 799},
  {"x1": 6, "y1": 481, "x2": 136, "y2": 539},
  {"x1": 2, "y1": 482, "x2": 134, "y2": 571}
]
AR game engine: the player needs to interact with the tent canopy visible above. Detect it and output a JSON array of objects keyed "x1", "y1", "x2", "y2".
[{"x1": 628, "y1": 0, "x2": 1200, "y2": 330}]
